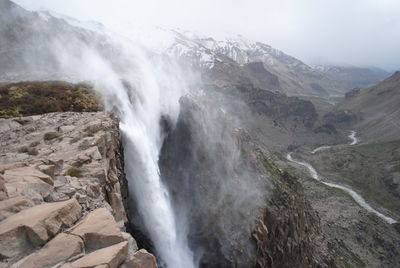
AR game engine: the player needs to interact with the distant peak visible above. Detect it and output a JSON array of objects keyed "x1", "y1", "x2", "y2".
[{"x1": 0, "y1": 0, "x2": 18, "y2": 10}]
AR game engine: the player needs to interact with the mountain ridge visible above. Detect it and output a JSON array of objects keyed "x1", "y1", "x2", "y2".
[
  {"x1": 315, "y1": 65, "x2": 391, "y2": 89},
  {"x1": 331, "y1": 71, "x2": 400, "y2": 142}
]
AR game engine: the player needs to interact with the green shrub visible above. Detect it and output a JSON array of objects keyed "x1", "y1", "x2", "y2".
[
  {"x1": 84, "y1": 124, "x2": 102, "y2": 137},
  {"x1": 18, "y1": 146, "x2": 39, "y2": 156},
  {"x1": 44, "y1": 132, "x2": 60, "y2": 141},
  {"x1": 27, "y1": 148, "x2": 39, "y2": 156},
  {"x1": 29, "y1": 141, "x2": 40, "y2": 147},
  {"x1": 17, "y1": 146, "x2": 29, "y2": 153},
  {"x1": 0, "y1": 81, "x2": 100, "y2": 118},
  {"x1": 67, "y1": 168, "x2": 83, "y2": 178}
]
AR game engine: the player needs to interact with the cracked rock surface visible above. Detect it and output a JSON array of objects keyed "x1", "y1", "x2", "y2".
[{"x1": 0, "y1": 112, "x2": 156, "y2": 268}]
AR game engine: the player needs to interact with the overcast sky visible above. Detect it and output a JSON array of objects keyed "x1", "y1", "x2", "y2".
[{"x1": 14, "y1": 0, "x2": 400, "y2": 71}]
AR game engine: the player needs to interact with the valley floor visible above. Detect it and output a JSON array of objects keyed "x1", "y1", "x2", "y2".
[{"x1": 279, "y1": 134, "x2": 400, "y2": 268}]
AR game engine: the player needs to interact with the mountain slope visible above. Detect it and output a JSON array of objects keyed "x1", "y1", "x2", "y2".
[
  {"x1": 335, "y1": 71, "x2": 400, "y2": 142},
  {"x1": 315, "y1": 65, "x2": 391, "y2": 89},
  {"x1": 0, "y1": 1, "x2": 342, "y2": 150},
  {"x1": 0, "y1": 1, "x2": 337, "y2": 267},
  {"x1": 187, "y1": 34, "x2": 347, "y2": 97}
]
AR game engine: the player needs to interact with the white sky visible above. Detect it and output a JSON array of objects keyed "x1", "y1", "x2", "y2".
[{"x1": 13, "y1": 0, "x2": 400, "y2": 71}]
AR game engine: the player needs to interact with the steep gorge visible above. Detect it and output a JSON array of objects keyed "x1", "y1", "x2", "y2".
[{"x1": 3, "y1": 1, "x2": 398, "y2": 267}]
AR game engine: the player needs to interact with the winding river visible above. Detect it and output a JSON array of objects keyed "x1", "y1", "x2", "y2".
[
  {"x1": 311, "y1": 130, "x2": 358, "y2": 154},
  {"x1": 287, "y1": 131, "x2": 397, "y2": 224}
]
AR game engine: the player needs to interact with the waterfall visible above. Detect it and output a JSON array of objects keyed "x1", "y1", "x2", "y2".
[
  {"x1": 51, "y1": 28, "x2": 196, "y2": 268},
  {"x1": 117, "y1": 56, "x2": 195, "y2": 268}
]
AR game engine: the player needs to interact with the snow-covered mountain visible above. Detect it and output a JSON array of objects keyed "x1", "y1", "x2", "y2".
[
  {"x1": 166, "y1": 32, "x2": 348, "y2": 97},
  {"x1": 0, "y1": 0, "x2": 346, "y2": 98}
]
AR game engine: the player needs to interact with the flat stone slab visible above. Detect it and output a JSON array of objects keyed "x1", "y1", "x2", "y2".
[
  {"x1": 12, "y1": 233, "x2": 84, "y2": 268},
  {"x1": 70, "y1": 207, "x2": 124, "y2": 251},
  {"x1": 63, "y1": 241, "x2": 128, "y2": 268},
  {"x1": 0, "y1": 199, "x2": 81, "y2": 258}
]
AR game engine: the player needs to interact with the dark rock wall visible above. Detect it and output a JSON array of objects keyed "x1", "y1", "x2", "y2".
[{"x1": 159, "y1": 93, "x2": 333, "y2": 267}]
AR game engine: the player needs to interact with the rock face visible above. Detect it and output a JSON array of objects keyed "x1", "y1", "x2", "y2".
[
  {"x1": 253, "y1": 160, "x2": 334, "y2": 268},
  {"x1": 159, "y1": 93, "x2": 333, "y2": 267},
  {"x1": 0, "y1": 112, "x2": 156, "y2": 267}
]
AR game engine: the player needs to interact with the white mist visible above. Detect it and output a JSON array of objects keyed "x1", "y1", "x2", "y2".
[
  {"x1": 52, "y1": 27, "x2": 196, "y2": 268},
  {"x1": 117, "y1": 52, "x2": 195, "y2": 268}
]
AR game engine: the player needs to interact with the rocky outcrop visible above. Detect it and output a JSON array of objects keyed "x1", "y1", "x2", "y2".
[
  {"x1": 0, "y1": 112, "x2": 156, "y2": 267},
  {"x1": 61, "y1": 241, "x2": 128, "y2": 268},
  {"x1": 121, "y1": 249, "x2": 158, "y2": 268},
  {"x1": 323, "y1": 110, "x2": 359, "y2": 126},
  {"x1": 254, "y1": 157, "x2": 334, "y2": 268},
  {"x1": 0, "y1": 199, "x2": 81, "y2": 258},
  {"x1": 69, "y1": 208, "x2": 125, "y2": 251},
  {"x1": 159, "y1": 93, "x2": 333, "y2": 267}
]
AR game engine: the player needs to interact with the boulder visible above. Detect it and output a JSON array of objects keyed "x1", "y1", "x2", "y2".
[
  {"x1": 3, "y1": 166, "x2": 54, "y2": 202},
  {"x1": 3, "y1": 174, "x2": 52, "y2": 203},
  {"x1": 121, "y1": 249, "x2": 158, "y2": 268},
  {"x1": 70, "y1": 207, "x2": 124, "y2": 251},
  {"x1": 4, "y1": 166, "x2": 54, "y2": 185},
  {"x1": 63, "y1": 241, "x2": 128, "y2": 268},
  {"x1": 0, "y1": 199, "x2": 81, "y2": 258},
  {"x1": 0, "y1": 196, "x2": 34, "y2": 221},
  {"x1": 12, "y1": 233, "x2": 84, "y2": 268},
  {"x1": 121, "y1": 232, "x2": 138, "y2": 256},
  {"x1": 36, "y1": 164, "x2": 56, "y2": 178}
]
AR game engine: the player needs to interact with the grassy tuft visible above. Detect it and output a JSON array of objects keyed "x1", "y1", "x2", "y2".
[
  {"x1": 18, "y1": 146, "x2": 39, "y2": 156},
  {"x1": 67, "y1": 167, "x2": 83, "y2": 178},
  {"x1": 0, "y1": 81, "x2": 100, "y2": 118},
  {"x1": 29, "y1": 141, "x2": 40, "y2": 147},
  {"x1": 44, "y1": 132, "x2": 61, "y2": 141}
]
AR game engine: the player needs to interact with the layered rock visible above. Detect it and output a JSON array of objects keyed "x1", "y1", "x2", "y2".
[{"x1": 0, "y1": 112, "x2": 156, "y2": 267}]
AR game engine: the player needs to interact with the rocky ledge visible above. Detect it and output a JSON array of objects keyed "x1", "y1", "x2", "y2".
[{"x1": 0, "y1": 112, "x2": 157, "y2": 268}]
